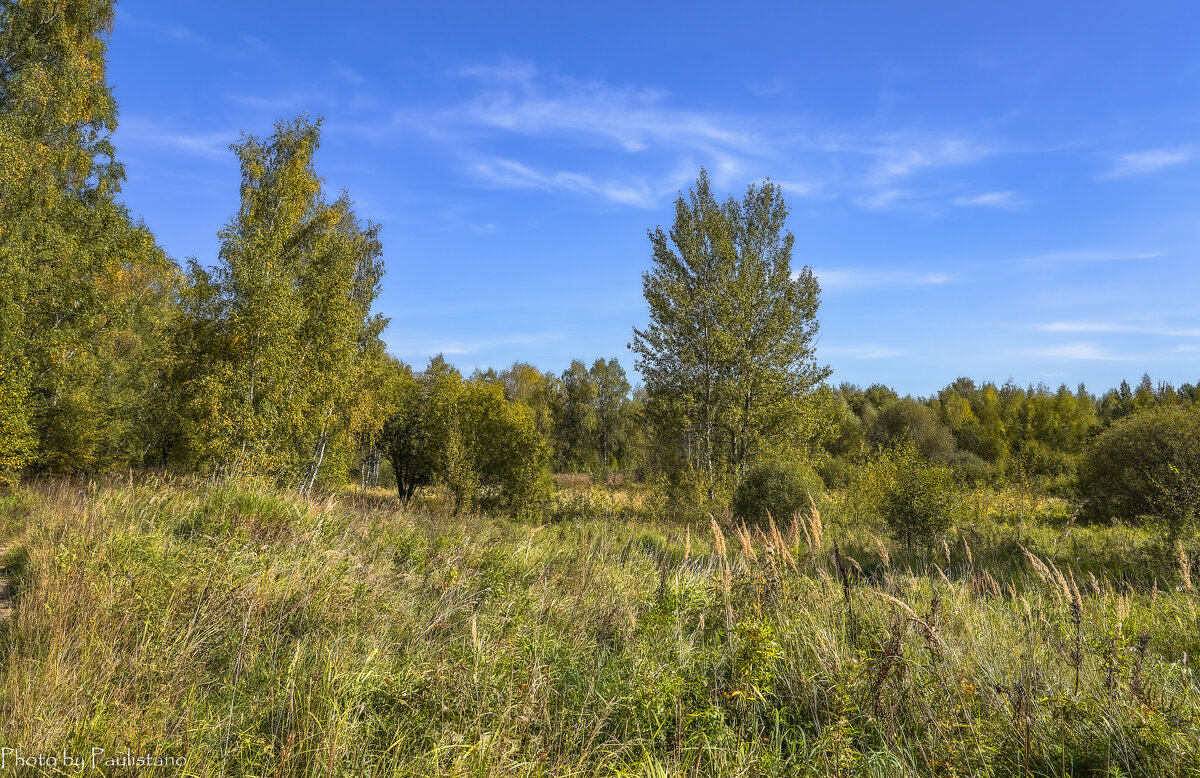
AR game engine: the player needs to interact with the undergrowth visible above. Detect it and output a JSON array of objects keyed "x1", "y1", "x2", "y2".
[{"x1": 0, "y1": 476, "x2": 1197, "y2": 776}]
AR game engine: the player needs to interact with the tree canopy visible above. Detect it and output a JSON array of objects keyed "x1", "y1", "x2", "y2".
[
  {"x1": 173, "y1": 116, "x2": 386, "y2": 491},
  {"x1": 630, "y1": 169, "x2": 829, "y2": 504}
]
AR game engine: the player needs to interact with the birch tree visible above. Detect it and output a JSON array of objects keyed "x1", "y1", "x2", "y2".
[{"x1": 179, "y1": 116, "x2": 385, "y2": 489}]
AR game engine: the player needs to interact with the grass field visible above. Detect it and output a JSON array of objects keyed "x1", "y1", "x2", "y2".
[{"x1": 0, "y1": 476, "x2": 1198, "y2": 776}]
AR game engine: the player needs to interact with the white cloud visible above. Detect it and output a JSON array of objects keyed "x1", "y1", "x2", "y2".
[
  {"x1": 1040, "y1": 322, "x2": 1200, "y2": 337},
  {"x1": 119, "y1": 10, "x2": 210, "y2": 46},
  {"x1": 821, "y1": 344, "x2": 906, "y2": 359},
  {"x1": 454, "y1": 59, "x2": 540, "y2": 86},
  {"x1": 864, "y1": 136, "x2": 991, "y2": 183},
  {"x1": 814, "y1": 267, "x2": 952, "y2": 291},
  {"x1": 1018, "y1": 249, "x2": 1163, "y2": 265},
  {"x1": 1028, "y1": 343, "x2": 1122, "y2": 361},
  {"x1": 389, "y1": 331, "x2": 564, "y2": 358},
  {"x1": 953, "y1": 191, "x2": 1018, "y2": 208},
  {"x1": 227, "y1": 91, "x2": 329, "y2": 112},
  {"x1": 1102, "y1": 148, "x2": 1192, "y2": 179},
  {"x1": 468, "y1": 157, "x2": 675, "y2": 207},
  {"x1": 770, "y1": 178, "x2": 823, "y2": 198},
  {"x1": 117, "y1": 118, "x2": 234, "y2": 160},
  {"x1": 856, "y1": 188, "x2": 909, "y2": 210},
  {"x1": 331, "y1": 61, "x2": 366, "y2": 86},
  {"x1": 377, "y1": 59, "x2": 1005, "y2": 210}
]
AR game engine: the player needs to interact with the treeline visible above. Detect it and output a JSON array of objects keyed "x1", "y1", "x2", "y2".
[
  {"x1": 3, "y1": 2, "x2": 1197, "y2": 530},
  {"x1": 819, "y1": 375, "x2": 1200, "y2": 490}
]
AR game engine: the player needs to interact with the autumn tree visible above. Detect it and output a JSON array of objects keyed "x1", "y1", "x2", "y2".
[
  {"x1": 380, "y1": 356, "x2": 551, "y2": 514},
  {"x1": 630, "y1": 169, "x2": 829, "y2": 504},
  {"x1": 0, "y1": 0, "x2": 178, "y2": 484},
  {"x1": 176, "y1": 116, "x2": 386, "y2": 490}
]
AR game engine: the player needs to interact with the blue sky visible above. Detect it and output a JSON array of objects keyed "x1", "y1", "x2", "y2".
[{"x1": 107, "y1": 1, "x2": 1200, "y2": 396}]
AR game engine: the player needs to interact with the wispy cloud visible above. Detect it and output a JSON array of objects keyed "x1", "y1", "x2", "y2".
[
  {"x1": 120, "y1": 9, "x2": 265, "y2": 58},
  {"x1": 441, "y1": 60, "x2": 754, "y2": 156},
  {"x1": 1101, "y1": 148, "x2": 1193, "y2": 179},
  {"x1": 119, "y1": 10, "x2": 210, "y2": 46},
  {"x1": 227, "y1": 91, "x2": 332, "y2": 112},
  {"x1": 862, "y1": 136, "x2": 992, "y2": 184},
  {"x1": 1027, "y1": 342, "x2": 1123, "y2": 361},
  {"x1": 469, "y1": 157, "x2": 677, "y2": 207},
  {"x1": 388, "y1": 331, "x2": 565, "y2": 357},
  {"x1": 1018, "y1": 249, "x2": 1163, "y2": 265},
  {"x1": 814, "y1": 267, "x2": 952, "y2": 291},
  {"x1": 1040, "y1": 321, "x2": 1200, "y2": 338},
  {"x1": 117, "y1": 118, "x2": 234, "y2": 160},
  {"x1": 953, "y1": 191, "x2": 1018, "y2": 208},
  {"x1": 331, "y1": 61, "x2": 366, "y2": 86},
  {"x1": 821, "y1": 344, "x2": 906, "y2": 359},
  {"x1": 374, "y1": 58, "x2": 1007, "y2": 209}
]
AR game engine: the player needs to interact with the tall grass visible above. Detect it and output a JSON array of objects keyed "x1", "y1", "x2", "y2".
[{"x1": 0, "y1": 477, "x2": 1197, "y2": 776}]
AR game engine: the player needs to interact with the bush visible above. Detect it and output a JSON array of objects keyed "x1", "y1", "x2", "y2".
[
  {"x1": 817, "y1": 455, "x2": 856, "y2": 489},
  {"x1": 947, "y1": 449, "x2": 996, "y2": 487},
  {"x1": 869, "y1": 443, "x2": 958, "y2": 550},
  {"x1": 1078, "y1": 406, "x2": 1200, "y2": 542},
  {"x1": 866, "y1": 398, "x2": 957, "y2": 462},
  {"x1": 459, "y1": 381, "x2": 553, "y2": 516},
  {"x1": 732, "y1": 459, "x2": 824, "y2": 529}
]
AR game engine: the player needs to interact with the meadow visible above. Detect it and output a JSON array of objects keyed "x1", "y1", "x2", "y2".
[{"x1": 1, "y1": 476, "x2": 1197, "y2": 777}]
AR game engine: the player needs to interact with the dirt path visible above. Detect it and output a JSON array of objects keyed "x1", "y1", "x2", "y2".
[{"x1": 0, "y1": 545, "x2": 12, "y2": 622}]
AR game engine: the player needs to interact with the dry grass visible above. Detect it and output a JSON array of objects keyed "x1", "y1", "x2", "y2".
[{"x1": 0, "y1": 477, "x2": 1197, "y2": 776}]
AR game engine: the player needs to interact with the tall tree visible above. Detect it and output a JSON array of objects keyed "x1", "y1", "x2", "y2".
[
  {"x1": 630, "y1": 169, "x2": 829, "y2": 501},
  {"x1": 0, "y1": 0, "x2": 177, "y2": 483},
  {"x1": 177, "y1": 116, "x2": 385, "y2": 489},
  {"x1": 552, "y1": 359, "x2": 598, "y2": 471},
  {"x1": 589, "y1": 357, "x2": 631, "y2": 470}
]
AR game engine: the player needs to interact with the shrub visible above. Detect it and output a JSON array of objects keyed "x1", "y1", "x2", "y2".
[
  {"x1": 732, "y1": 459, "x2": 824, "y2": 529},
  {"x1": 817, "y1": 456, "x2": 856, "y2": 489},
  {"x1": 947, "y1": 449, "x2": 996, "y2": 487},
  {"x1": 866, "y1": 398, "x2": 957, "y2": 462},
  {"x1": 459, "y1": 381, "x2": 553, "y2": 516},
  {"x1": 1078, "y1": 406, "x2": 1200, "y2": 542},
  {"x1": 870, "y1": 442, "x2": 958, "y2": 550}
]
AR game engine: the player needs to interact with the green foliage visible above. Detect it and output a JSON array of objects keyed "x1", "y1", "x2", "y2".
[
  {"x1": 732, "y1": 459, "x2": 824, "y2": 529},
  {"x1": 0, "y1": 0, "x2": 179, "y2": 481},
  {"x1": 460, "y1": 379, "x2": 552, "y2": 515},
  {"x1": 1078, "y1": 405, "x2": 1200, "y2": 542},
  {"x1": 499, "y1": 361, "x2": 558, "y2": 443},
  {"x1": 174, "y1": 116, "x2": 386, "y2": 490},
  {"x1": 380, "y1": 356, "x2": 552, "y2": 515},
  {"x1": 549, "y1": 357, "x2": 636, "y2": 474},
  {"x1": 866, "y1": 397, "x2": 955, "y2": 462},
  {"x1": 824, "y1": 377, "x2": 1117, "y2": 493},
  {"x1": 553, "y1": 359, "x2": 599, "y2": 471},
  {"x1": 0, "y1": 365, "x2": 33, "y2": 489},
  {"x1": 868, "y1": 443, "x2": 959, "y2": 550},
  {"x1": 631, "y1": 168, "x2": 829, "y2": 504},
  {"x1": 590, "y1": 357, "x2": 634, "y2": 471},
  {"x1": 379, "y1": 360, "x2": 435, "y2": 502}
]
